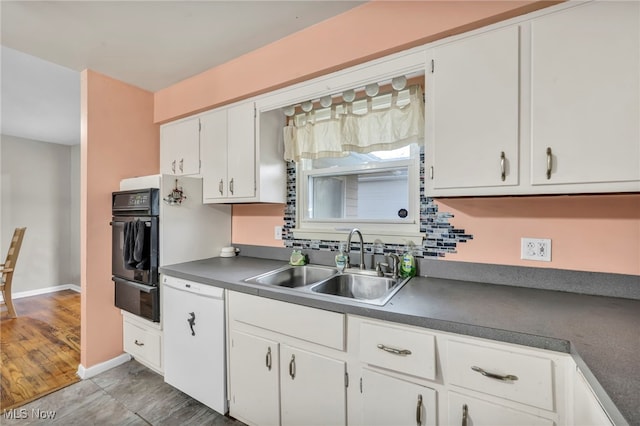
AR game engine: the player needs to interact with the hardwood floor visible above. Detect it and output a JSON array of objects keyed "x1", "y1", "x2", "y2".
[{"x1": 1, "y1": 290, "x2": 81, "y2": 410}]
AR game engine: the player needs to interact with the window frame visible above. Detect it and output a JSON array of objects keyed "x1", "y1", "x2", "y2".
[{"x1": 293, "y1": 144, "x2": 424, "y2": 244}]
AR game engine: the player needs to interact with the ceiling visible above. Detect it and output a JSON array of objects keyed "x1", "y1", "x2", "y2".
[{"x1": 0, "y1": 1, "x2": 364, "y2": 145}]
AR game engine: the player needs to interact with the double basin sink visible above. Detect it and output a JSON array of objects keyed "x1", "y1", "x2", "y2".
[{"x1": 244, "y1": 264, "x2": 411, "y2": 306}]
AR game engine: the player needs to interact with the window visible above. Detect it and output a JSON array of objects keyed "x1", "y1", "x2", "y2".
[{"x1": 285, "y1": 82, "x2": 425, "y2": 244}]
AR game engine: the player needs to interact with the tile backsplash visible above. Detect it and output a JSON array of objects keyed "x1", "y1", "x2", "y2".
[{"x1": 283, "y1": 151, "x2": 473, "y2": 257}]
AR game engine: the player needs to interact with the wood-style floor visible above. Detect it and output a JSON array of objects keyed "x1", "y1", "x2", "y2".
[
  {"x1": 1, "y1": 360, "x2": 245, "y2": 425},
  {"x1": 1, "y1": 290, "x2": 81, "y2": 410}
]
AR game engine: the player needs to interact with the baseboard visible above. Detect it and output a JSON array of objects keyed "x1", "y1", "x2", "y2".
[
  {"x1": 0, "y1": 283, "x2": 81, "y2": 302},
  {"x1": 77, "y1": 353, "x2": 132, "y2": 380}
]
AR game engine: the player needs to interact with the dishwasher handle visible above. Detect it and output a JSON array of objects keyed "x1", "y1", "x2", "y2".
[{"x1": 187, "y1": 312, "x2": 196, "y2": 336}]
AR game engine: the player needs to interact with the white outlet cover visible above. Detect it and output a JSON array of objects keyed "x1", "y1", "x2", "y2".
[
  {"x1": 521, "y1": 238, "x2": 551, "y2": 261},
  {"x1": 274, "y1": 226, "x2": 283, "y2": 240}
]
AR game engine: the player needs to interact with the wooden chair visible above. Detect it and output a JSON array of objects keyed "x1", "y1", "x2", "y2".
[{"x1": 1, "y1": 227, "x2": 27, "y2": 318}]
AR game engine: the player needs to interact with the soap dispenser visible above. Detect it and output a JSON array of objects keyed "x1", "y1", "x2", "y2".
[
  {"x1": 335, "y1": 243, "x2": 348, "y2": 273},
  {"x1": 400, "y1": 244, "x2": 416, "y2": 278}
]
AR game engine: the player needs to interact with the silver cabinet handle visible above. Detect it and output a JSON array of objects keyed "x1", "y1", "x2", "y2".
[
  {"x1": 134, "y1": 339, "x2": 144, "y2": 346},
  {"x1": 289, "y1": 354, "x2": 296, "y2": 379},
  {"x1": 416, "y1": 394, "x2": 423, "y2": 426},
  {"x1": 229, "y1": 178, "x2": 234, "y2": 195},
  {"x1": 377, "y1": 343, "x2": 412, "y2": 356},
  {"x1": 171, "y1": 160, "x2": 176, "y2": 174},
  {"x1": 266, "y1": 347, "x2": 272, "y2": 371},
  {"x1": 429, "y1": 166, "x2": 434, "y2": 180},
  {"x1": 218, "y1": 179, "x2": 224, "y2": 195},
  {"x1": 179, "y1": 158, "x2": 184, "y2": 173},
  {"x1": 471, "y1": 366, "x2": 518, "y2": 382},
  {"x1": 546, "y1": 147, "x2": 552, "y2": 179},
  {"x1": 500, "y1": 151, "x2": 506, "y2": 181},
  {"x1": 462, "y1": 404, "x2": 468, "y2": 426}
]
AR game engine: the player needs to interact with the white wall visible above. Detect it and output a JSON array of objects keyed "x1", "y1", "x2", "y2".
[{"x1": 0, "y1": 134, "x2": 80, "y2": 293}]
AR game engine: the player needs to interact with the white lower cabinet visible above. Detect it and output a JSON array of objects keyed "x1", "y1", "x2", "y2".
[
  {"x1": 122, "y1": 310, "x2": 163, "y2": 374},
  {"x1": 227, "y1": 291, "x2": 347, "y2": 426},
  {"x1": 229, "y1": 331, "x2": 280, "y2": 426},
  {"x1": 280, "y1": 345, "x2": 346, "y2": 426},
  {"x1": 361, "y1": 368, "x2": 437, "y2": 426},
  {"x1": 573, "y1": 369, "x2": 614, "y2": 426},
  {"x1": 448, "y1": 392, "x2": 554, "y2": 426},
  {"x1": 227, "y1": 299, "x2": 617, "y2": 426}
]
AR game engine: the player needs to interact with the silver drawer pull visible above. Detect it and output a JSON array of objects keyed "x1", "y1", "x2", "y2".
[
  {"x1": 462, "y1": 404, "x2": 468, "y2": 426},
  {"x1": 471, "y1": 366, "x2": 518, "y2": 382},
  {"x1": 266, "y1": 347, "x2": 272, "y2": 371},
  {"x1": 134, "y1": 339, "x2": 144, "y2": 347},
  {"x1": 377, "y1": 343, "x2": 412, "y2": 356}
]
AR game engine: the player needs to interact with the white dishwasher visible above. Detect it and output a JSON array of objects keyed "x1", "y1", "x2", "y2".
[{"x1": 162, "y1": 274, "x2": 227, "y2": 414}]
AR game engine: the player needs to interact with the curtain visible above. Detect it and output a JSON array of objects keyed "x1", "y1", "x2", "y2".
[{"x1": 283, "y1": 85, "x2": 424, "y2": 162}]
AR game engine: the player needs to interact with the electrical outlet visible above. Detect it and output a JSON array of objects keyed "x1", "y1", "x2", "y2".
[
  {"x1": 274, "y1": 226, "x2": 283, "y2": 240},
  {"x1": 521, "y1": 238, "x2": 551, "y2": 261}
]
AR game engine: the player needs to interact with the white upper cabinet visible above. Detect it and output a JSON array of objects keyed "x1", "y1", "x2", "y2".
[
  {"x1": 427, "y1": 25, "x2": 520, "y2": 192},
  {"x1": 201, "y1": 102, "x2": 286, "y2": 204},
  {"x1": 201, "y1": 102, "x2": 255, "y2": 201},
  {"x1": 426, "y1": 1, "x2": 640, "y2": 196},
  {"x1": 530, "y1": 1, "x2": 640, "y2": 190},
  {"x1": 160, "y1": 116, "x2": 200, "y2": 176}
]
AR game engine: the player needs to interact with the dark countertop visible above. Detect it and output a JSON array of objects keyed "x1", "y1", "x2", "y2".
[{"x1": 160, "y1": 256, "x2": 640, "y2": 425}]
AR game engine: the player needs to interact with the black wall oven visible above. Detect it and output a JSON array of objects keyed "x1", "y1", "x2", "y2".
[{"x1": 111, "y1": 188, "x2": 160, "y2": 322}]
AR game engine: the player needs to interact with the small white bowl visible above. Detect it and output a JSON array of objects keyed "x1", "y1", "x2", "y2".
[{"x1": 220, "y1": 247, "x2": 236, "y2": 257}]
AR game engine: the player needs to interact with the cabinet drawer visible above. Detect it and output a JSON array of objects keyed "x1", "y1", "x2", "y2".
[
  {"x1": 360, "y1": 321, "x2": 436, "y2": 380},
  {"x1": 229, "y1": 291, "x2": 345, "y2": 351},
  {"x1": 123, "y1": 319, "x2": 162, "y2": 369},
  {"x1": 447, "y1": 340, "x2": 554, "y2": 411}
]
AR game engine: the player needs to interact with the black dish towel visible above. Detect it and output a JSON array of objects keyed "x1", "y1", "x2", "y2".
[
  {"x1": 133, "y1": 220, "x2": 148, "y2": 269},
  {"x1": 123, "y1": 221, "x2": 136, "y2": 270}
]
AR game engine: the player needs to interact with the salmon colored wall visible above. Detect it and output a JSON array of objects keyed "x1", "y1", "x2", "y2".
[
  {"x1": 437, "y1": 195, "x2": 640, "y2": 275},
  {"x1": 81, "y1": 70, "x2": 159, "y2": 368},
  {"x1": 154, "y1": 0, "x2": 557, "y2": 123},
  {"x1": 229, "y1": 195, "x2": 640, "y2": 276},
  {"x1": 232, "y1": 204, "x2": 285, "y2": 248}
]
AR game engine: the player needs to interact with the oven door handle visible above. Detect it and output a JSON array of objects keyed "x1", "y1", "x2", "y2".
[
  {"x1": 110, "y1": 220, "x2": 152, "y2": 227},
  {"x1": 112, "y1": 277, "x2": 156, "y2": 293}
]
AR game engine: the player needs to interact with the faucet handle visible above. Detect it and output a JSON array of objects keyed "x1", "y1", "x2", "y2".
[
  {"x1": 375, "y1": 262, "x2": 389, "y2": 277},
  {"x1": 386, "y1": 254, "x2": 401, "y2": 279}
]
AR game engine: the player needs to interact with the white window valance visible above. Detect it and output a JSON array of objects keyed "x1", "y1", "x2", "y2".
[{"x1": 284, "y1": 85, "x2": 424, "y2": 162}]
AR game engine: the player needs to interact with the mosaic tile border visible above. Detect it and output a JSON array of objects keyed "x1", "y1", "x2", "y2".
[{"x1": 283, "y1": 150, "x2": 473, "y2": 257}]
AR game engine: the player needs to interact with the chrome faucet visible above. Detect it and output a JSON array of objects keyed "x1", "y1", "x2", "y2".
[
  {"x1": 375, "y1": 253, "x2": 401, "y2": 278},
  {"x1": 387, "y1": 254, "x2": 401, "y2": 279},
  {"x1": 345, "y1": 228, "x2": 365, "y2": 270}
]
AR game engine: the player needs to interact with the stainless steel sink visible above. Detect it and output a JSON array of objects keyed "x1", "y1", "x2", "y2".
[
  {"x1": 244, "y1": 265, "x2": 338, "y2": 288},
  {"x1": 244, "y1": 264, "x2": 410, "y2": 306},
  {"x1": 310, "y1": 273, "x2": 409, "y2": 305}
]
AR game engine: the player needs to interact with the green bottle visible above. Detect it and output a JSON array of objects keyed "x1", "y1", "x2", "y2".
[{"x1": 400, "y1": 246, "x2": 416, "y2": 278}]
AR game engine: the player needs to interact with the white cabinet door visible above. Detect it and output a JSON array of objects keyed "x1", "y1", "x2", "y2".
[
  {"x1": 200, "y1": 108, "x2": 229, "y2": 200},
  {"x1": 361, "y1": 368, "x2": 437, "y2": 426},
  {"x1": 428, "y1": 25, "x2": 520, "y2": 191},
  {"x1": 227, "y1": 102, "x2": 256, "y2": 199},
  {"x1": 573, "y1": 369, "x2": 613, "y2": 426},
  {"x1": 201, "y1": 102, "x2": 256, "y2": 202},
  {"x1": 228, "y1": 330, "x2": 280, "y2": 426},
  {"x1": 448, "y1": 392, "x2": 554, "y2": 426},
  {"x1": 160, "y1": 117, "x2": 200, "y2": 175},
  {"x1": 530, "y1": 1, "x2": 640, "y2": 187},
  {"x1": 280, "y1": 345, "x2": 346, "y2": 426}
]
